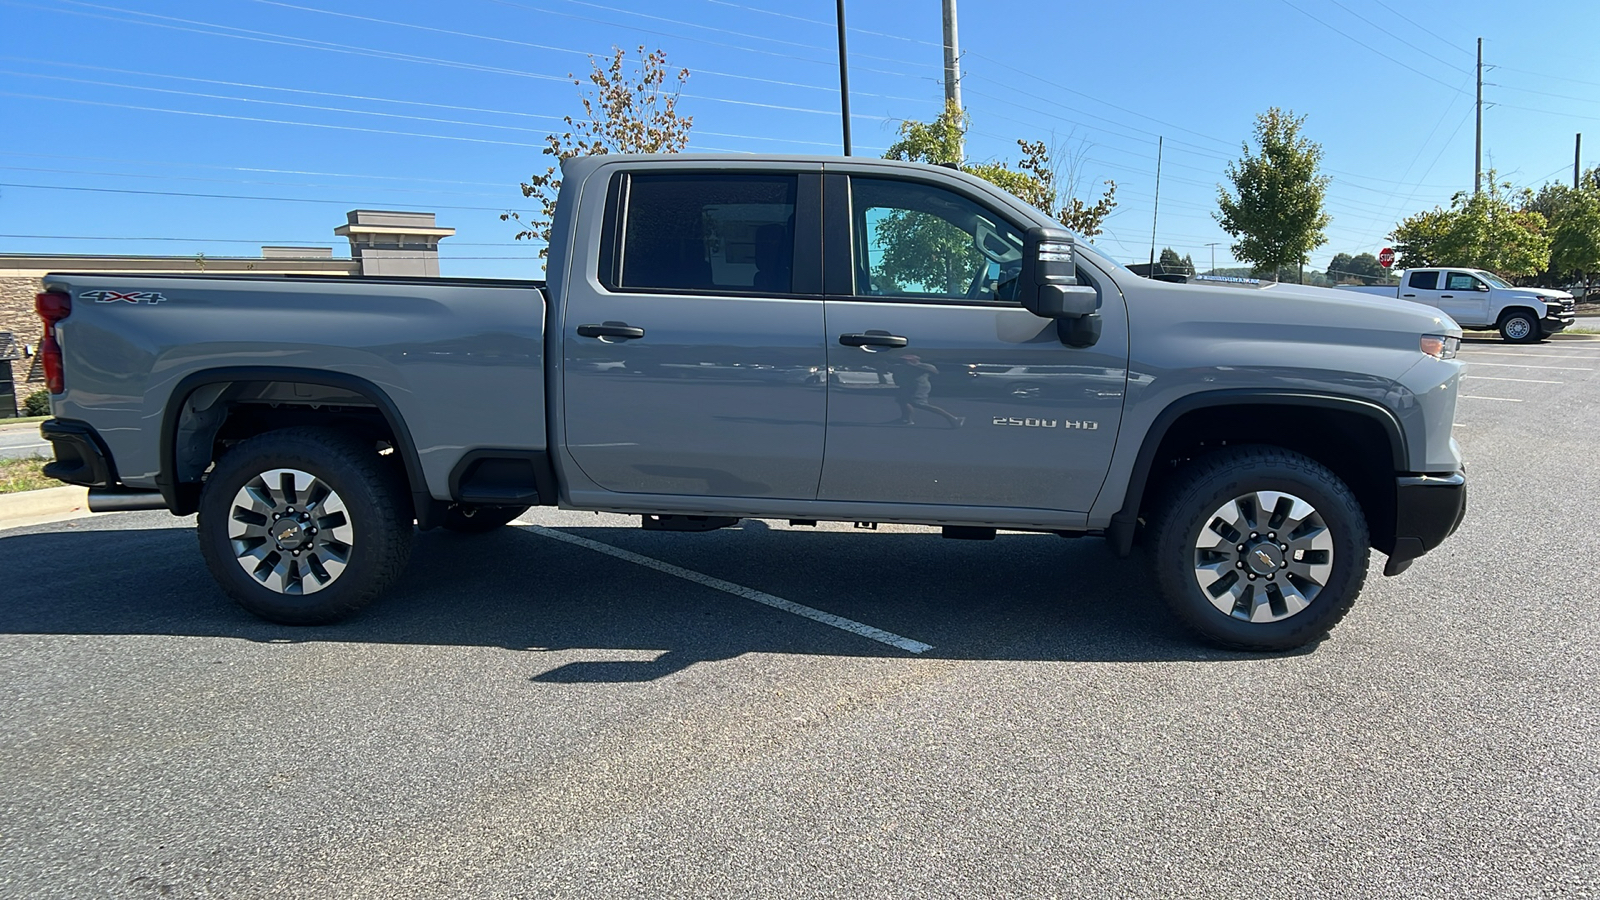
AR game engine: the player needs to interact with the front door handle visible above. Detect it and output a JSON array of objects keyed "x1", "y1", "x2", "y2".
[
  {"x1": 1402, "y1": 293, "x2": 1416, "y2": 298},
  {"x1": 1440, "y1": 294, "x2": 1454, "y2": 299},
  {"x1": 839, "y1": 331, "x2": 908, "y2": 349},
  {"x1": 577, "y1": 322, "x2": 646, "y2": 341}
]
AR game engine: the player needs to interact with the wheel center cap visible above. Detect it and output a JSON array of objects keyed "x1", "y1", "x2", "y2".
[
  {"x1": 274, "y1": 521, "x2": 306, "y2": 548},
  {"x1": 1246, "y1": 543, "x2": 1283, "y2": 574}
]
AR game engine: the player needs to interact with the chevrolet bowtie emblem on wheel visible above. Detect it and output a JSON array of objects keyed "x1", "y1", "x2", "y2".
[{"x1": 81, "y1": 289, "x2": 167, "y2": 305}]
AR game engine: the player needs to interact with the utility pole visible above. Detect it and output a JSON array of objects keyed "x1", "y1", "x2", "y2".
[
  {"x1": 1149, "y1": 136, "x2": 1163, "y2": 271},
  {"x1": 1578, "y1": 134, "x2": 1584, "y2": 189},
  {"x1": 942, "y1": 0, "x2": 962, "y2": 162},
  {"x1": 1474, "y1": 37, "x2": 1483, "y2": 194},
  {"x1": 835, "y1": 0, "x2": 851, "y2": 156},
  {"x1": 1206, "y1": 242, "x2": 1219, "y2": 276}
]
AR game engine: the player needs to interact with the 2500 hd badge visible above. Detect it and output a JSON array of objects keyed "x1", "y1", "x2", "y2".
[{"x1": 992, "y1": 417, "x2": 1099, "y2": 429}]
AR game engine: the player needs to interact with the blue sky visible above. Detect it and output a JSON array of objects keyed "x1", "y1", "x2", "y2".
[{"x1": 2, "y1": 0, "x2": 1596, "y2": 278}]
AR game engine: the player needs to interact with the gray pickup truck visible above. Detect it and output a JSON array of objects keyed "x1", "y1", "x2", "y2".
[{"x1": 35, "y1": 154, "x2": 1467, "y2": 650}]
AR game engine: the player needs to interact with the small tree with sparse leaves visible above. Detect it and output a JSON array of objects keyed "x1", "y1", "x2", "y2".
[{"x1": 505, "y1": 46, "x2": 692, "y2": 256}]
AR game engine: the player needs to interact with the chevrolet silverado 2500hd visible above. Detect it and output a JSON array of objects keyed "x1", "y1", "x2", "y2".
[{"x1": 35, "y1": 155, "x2": 1467, "y2": 650}]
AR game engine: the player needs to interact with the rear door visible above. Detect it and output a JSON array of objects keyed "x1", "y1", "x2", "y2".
[
  {"x1": 816, "y1": 171, "x2": 1127, "y2": 513},
  {"x1": 561, "y1": 166, "x2": 828, "y2": 500},
  {"x1": 1400, "y1": 269, "x2": 1443, "y2": 311}
]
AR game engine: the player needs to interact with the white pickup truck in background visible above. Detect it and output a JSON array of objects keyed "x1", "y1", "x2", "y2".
[{"x1": 1339, "y1": 268, "x2": 1576, "y2": 342}]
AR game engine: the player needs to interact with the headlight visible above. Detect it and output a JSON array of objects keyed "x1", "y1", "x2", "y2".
[{"x1": 1420, "y1": 334, "x2": 1460, "y2": 360}]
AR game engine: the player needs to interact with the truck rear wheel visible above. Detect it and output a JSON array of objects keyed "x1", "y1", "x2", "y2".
[
  {"x1": 1499, "y1": 309, "x2": 1540, "y2": 343},
  {"x1": 441, "y1": 504, "x2": 528, "y2": 533},
  {"x1": 1150, "y1": 446, "x2": 1370, "y2": 651},
  {"x1": 196, "y1": 427, "x2": 414, "y2": 625}
]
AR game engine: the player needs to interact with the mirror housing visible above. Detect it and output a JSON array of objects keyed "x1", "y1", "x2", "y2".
[
  {"x1": 1020, "y1": 226, "x2": 1095, "y2": 319},
  {"x1": 1020, "y1": 225, "x2": 1102, "y2": 347}
]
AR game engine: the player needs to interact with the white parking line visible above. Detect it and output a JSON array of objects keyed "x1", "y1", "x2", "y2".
[
  {"x1": 1459, "y1": 395, "x2": 1523, "y2": 402},
  {"x1": 1464, "y1": 351, "x2": 1600, "y2": 360},
  {"x1": 1464, "y1": 362, "x2": 1593, "y2": 370},
  {"x1": 1463, "y1": 375, "x2": 1563, "y2": 384},
  {"x1": 522, "y1": 524, "x2": 934, "y2": 654}
]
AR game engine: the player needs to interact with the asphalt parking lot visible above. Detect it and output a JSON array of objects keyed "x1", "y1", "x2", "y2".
[{"x1": 2, "y1": 339, "x2": 1597, "y2": 899}]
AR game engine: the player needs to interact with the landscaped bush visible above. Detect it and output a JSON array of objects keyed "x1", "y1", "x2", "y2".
[{"x1": 22, "y1": 389, "x2": 51, "y2": 417}]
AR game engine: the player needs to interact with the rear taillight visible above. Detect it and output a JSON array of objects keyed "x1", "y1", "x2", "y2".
[{"x1": 36, "y1": 291, "x2": 71, "y2": 394}]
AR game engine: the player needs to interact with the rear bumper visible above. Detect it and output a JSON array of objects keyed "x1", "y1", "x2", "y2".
[
  {"x1": 40, "y1": 418, "x2": 116, "y2": 488},
  {"x1": 1383, "y1": 471, "x2": 1467, "y2": 576}
]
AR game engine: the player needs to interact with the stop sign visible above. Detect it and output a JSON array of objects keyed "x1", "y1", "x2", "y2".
[{"x1": 1379, "y1": 247, "x2": 1395, "y2": 268}]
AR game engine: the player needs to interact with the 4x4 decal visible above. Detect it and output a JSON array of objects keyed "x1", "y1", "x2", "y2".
[{"x1": 82, "y1": 289, "x2": 167, "y2": 305}]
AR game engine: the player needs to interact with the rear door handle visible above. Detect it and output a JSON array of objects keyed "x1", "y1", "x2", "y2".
[
  {"x1": 577, "y1": 322, "x2": 645, "y2": 341},
  {"x1": 839, "y1": 332, "x2": 908, "y2": 348}
]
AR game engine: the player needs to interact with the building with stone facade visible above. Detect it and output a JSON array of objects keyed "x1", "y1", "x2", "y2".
[{"x1": 0, "y1": 210, "x2": 451, "y2": 416}]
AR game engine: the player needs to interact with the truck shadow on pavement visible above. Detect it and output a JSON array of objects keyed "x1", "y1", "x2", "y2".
[{"x1": 0, "y1": 517, "x2": 1299, "y2": 680}]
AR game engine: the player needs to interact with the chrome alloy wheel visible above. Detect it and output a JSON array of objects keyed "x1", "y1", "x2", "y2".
[
  {"x1": 227, "y1": 468, "x2": 355, "y2": 595},
  {"x1": 1192, "y1": 490, "x2": 1334, "y2": 623}
]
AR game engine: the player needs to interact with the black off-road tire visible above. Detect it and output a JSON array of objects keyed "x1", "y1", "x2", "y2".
[
  {"x1": 196, "y1": 427, "x2": 415, "y2": 625},
  {"x1": 1150, "y1": 446, "x2": 1370, "y2": 651},
  {"x1": 1499, "y1": 308, "x2": 1541, "y2": 343},
  {"x1": 440, "y1": 504, "x2": 528, "y2": 534}
]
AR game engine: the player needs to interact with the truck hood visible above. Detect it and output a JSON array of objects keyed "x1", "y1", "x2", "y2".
[
  {"x1": 1128, "y1": 277, "x2": 1462, "y2": 347},
  {"x1": 1519, "y1": 287, "x2": 1574, "y2": 302}
]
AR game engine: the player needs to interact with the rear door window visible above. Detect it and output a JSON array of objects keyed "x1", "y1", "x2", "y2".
[
  {"x1": 606, "y1": 173, "x2": 799, "y2": 295},
  {"x1": 1408, "y1": 270, "x2": 1439, "y2": 290}
]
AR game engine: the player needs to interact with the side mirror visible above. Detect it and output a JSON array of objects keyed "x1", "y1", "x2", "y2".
[
  {"x1": 1476, "y1": 282, "x2": 1490, "y2": 292},
  {"x1": 1020, "y1": 226, "x2": 1096, "y2": 319},
  {"x1": 1020, "y1": 225, "x2": 1102, "y2": 347},
  {"x1": 1034, "y1": 283, "x2": 1099, "y2": 318}
]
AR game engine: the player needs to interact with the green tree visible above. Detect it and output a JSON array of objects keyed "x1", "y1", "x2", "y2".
[
  {"x1": 1327, "y1": 251, "x2": 1385, "y2": 283},
  {"x1": 1548, "y1": 187, "x2": 1600, "y2": 293},
  {"x1": 1215, "y1": 108, "x2": 1332, "y2": 281},
  {"x1": 1157, "y1": 247, "x2": 1193, "y2": 276},
  {"x1": 1390, "y1": 172, "x2": 1551, "y2": 277},
  {"x1": 505, "y1": 46, "x2": 692, "y2": 256}
]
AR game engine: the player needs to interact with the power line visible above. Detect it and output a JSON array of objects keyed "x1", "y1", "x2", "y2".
[{"x1": 0, "y1": 181, "x2": 535, "y2": 213}]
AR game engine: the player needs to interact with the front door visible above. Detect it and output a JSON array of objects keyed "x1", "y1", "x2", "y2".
[
  {"x1": 562, "y1": 168, "x2": 827, "y2": 500},
  {"x1": 817, "y1": 173, "x2": 1127, "y2": 513},
  {"x1": 1440, "y1": 270, "x2": 1491, "y2": 326}
]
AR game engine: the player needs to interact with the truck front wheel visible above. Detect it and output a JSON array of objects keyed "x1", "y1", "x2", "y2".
[
  {"x1": 196, "y1": 427, "x2": 415, "y2": 625},
  {"x1": 1151, "y1": 446, "x2": 1370, "y2": 651},
  {"x1": 1499, "y1": 309, "x2": 1540, "y2": 343}
]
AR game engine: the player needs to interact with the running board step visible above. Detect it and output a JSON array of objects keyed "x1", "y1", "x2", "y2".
[{"x1": 640, "y1": 514, "x2": 740, "y2": 532}]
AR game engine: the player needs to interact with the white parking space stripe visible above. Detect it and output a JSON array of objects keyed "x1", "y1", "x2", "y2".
[
  {"x1": 1463, "y1": 375, "x2": 1563, "y2": 384},
  {"x1": 523, "y1": 524, "x2": 935, "y2": 654},
  {"x1": 1464, "y1": 362, "x2": 1593, "y2": 370},
  {"x1": 1465, "y1": 351, "x2": 1600, "y2": 360},
  {"x1": 1460, "y1": 395, "x2": 1524, "y2": 402}
]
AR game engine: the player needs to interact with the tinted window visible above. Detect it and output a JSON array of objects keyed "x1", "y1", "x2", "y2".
[
  {"x1": 1445, "y1": 271, "x2": 1480, "y2": 291},
  {"x1": 1408, "y1": 270, "x2": 1439, "y2": 290},
  {"x1": 611, "y1": 173, "x2": 797, "y2": 294},
  {"x1": 850, "y1": 177, "x2": 1025, "y2": 302}
]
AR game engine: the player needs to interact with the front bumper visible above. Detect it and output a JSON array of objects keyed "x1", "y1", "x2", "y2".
[
  {"x1": 1542, "y1": 312, "x2": 1575, "y2": 335},
  {"x1": 1383, "y1": 470, "x2": 1467, "y2": 576},
  {"x1": 40, "y1": 418, "x2": 116, "y2": 488}
]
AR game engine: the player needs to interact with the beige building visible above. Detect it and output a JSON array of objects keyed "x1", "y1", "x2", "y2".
[{"x1": 0, "y1": 210, "x2": 452, "y2": 415}]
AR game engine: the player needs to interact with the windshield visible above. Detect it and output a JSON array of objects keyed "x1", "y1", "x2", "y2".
[{"x1": 1475, "y1": 270, "x2": 1514, "y2": 289}]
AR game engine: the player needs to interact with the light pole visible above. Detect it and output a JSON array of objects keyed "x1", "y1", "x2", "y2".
[
  {"x1": 835, "y1": 0, "x2": 851, "y2": 156},
  {"x1": 1205, "y1": 242, "x2": 1219, "y2": 276}
]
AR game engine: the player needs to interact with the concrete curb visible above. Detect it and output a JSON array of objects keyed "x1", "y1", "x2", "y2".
[
  {"x1": 0, "y1": 485, "x2": 91, "y2": 531},
  {"x1": 1550, "y1": 333, "x2": 1600, "y2": 341}
]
